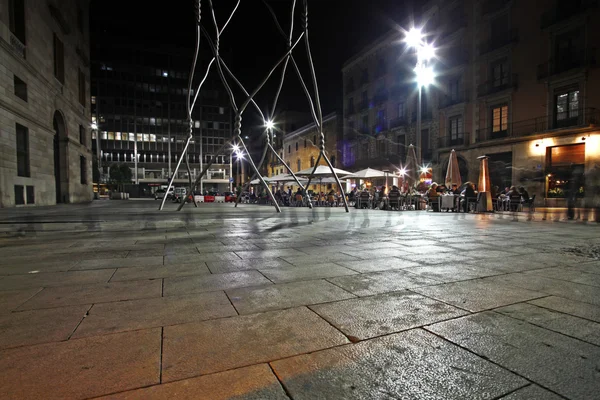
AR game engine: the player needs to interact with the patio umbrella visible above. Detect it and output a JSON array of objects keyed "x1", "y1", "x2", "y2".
[
  {"x1": 404, "y1": 144, "x2": 419, "y2": 188},
  {"x1": 341, "y1": 168, "x2": 387, "y2": 179},
  {"x1": 296, "y1": 165, "x2": 352, "y2": 194},
  {"x1": 445, "y1": 149, "x2": 462, "y2": 188}
]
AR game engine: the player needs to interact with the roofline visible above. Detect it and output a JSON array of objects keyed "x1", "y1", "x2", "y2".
[
  {"x1": 284, "y1": 112, "x2": 337, "y2": 140},
  {"x1": 342, "y1": 29, "x2": 401, "y2": 71}
]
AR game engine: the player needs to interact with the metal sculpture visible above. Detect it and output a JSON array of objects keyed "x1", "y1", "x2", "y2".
[{"x1": 159, "y1": 0, "x2": 348, "y2": 212}]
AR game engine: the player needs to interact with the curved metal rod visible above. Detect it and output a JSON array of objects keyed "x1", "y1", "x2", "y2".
[
  {"x1": 159, "y1": 136, "x2": 194, "y2": 210},
  {"x1": 234, "y1": 133, "x2": 270, "y2": 207},
  {"x1": 238, "y1": 31, "x2": 305, "y2": 115},
  {"x1": 304, "y1": 152, "x2": 322, "y2": 194},
  {"x1": 237, "y1": 133, "x2": 281, "y2": 212},
  {"x1": 302, "y1": 0, "x2": 323, "y2": 129},
  {"x1": 185, "y1": 156, "x2": 198, "y2": 207}
]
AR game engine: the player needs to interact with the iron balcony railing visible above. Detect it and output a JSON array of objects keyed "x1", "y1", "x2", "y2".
[
  {"x1": 477, "y1": 73, "x2": 518, "y2": 97},
  {"x1": 540, "y1": 0, "x2": 598, "y2": 29},
  {"x1": 439, "y1": 91, "x2": 469, "y2": 108},
  {"x1": 10, "y1": 34, "x2": 26, "y2": 59},
  {"x1": 411, "y1": 110, "x2": 433, "y2": 122},
  {"x1": 438, "y1": 132, "x2": 471, "y2": 149},
  {"x1": 372, "y1": 123, "x2": 387, "y2": 135},
  {"x1": 479, "y1": 28, "x2": 518, "y2": 55},
  {"x1": 475, "y1": 108, "x2": 599, "y2": 142},
  {"x1": 537, "y1": 50, "x2": 597, "y2": 80},
  {"x1": 389, "y1": 117, "x2": 408, "y2": 129}
]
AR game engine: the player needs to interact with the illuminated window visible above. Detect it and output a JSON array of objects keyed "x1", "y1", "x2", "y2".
[
  {"x1": 108, "y1": 132, "x2": 114, "y2": 140},
  {"x1": 555, "y1": 89, "x2": 579, "y2": 127},
  {"x1": 449, "y1": 116, "x2": 463, "y2": 141},
  {"x1": 143, "y1": 134, "x2": 149, "y2": 142},
  {"x1": 115, "y1": 132, "x2": 121, "y2": 140},
  {"x1": 492, "y1": 105, "x2": 508, "y2": 134}
]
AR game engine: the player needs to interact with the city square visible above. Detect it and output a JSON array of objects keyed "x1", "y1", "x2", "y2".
[{"x1": 0, "y1": 201, "x2": 598, "y2": 399}]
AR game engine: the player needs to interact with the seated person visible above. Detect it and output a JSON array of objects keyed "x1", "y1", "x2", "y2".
[
  {"x1": 519, "y1": 186, "x2": 530, "y2": 202},
  {"x1": 388, "y1": 185, "x2": 401, "y2": 210},
  {"x1": 450, "y1": 184, "x2": 460, "y2": 195},
  {"x1": 358, "y1": 189, "x2": 371, "y2": 209},
  {"x1": 507, "y1": 186, "x2": 521, "y2": 211},
  {"x1": 460, "y1": 182, "x2": 477, "y2": 212},
  {"x1": 426, "y1": 183, "x2": 441, "y2": 211}
]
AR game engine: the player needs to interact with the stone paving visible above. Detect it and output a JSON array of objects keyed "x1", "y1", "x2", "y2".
[{"x1": 0, "y1": 201, "x2": 599, "y2": 399}]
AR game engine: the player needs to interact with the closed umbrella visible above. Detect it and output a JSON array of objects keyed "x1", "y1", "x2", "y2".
[
  {"x1": 404, "y1": 144, "x2": 419, "y2": 188},
  {"x1": 445, "y1": 149, "x2": 462, "y2": 188}
]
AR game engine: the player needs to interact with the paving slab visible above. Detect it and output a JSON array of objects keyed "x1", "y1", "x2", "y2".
[
  {"x1": 206, "y1": 259, "x2": 292, "y2": 274},
  {"x1": 0, "y1": 305, "x2": 89, "y2": 349},
  {"x1": 485, "y1": 273, "x2": 600, "y2": 306},
  {"x1": 333, "y1": 257, "x2": 420, "y2": 273},
  {"x1": 258, "y1": 263, "x2": 357, "y2": 283},
  {"x1": 18, "y1": 279, "x2": 162, "y2": 310},
  {"x1": 0, "y1": 260, "x2": 78, "y2": 275},
  {"x1": 412, "y1": 279, "x2": 546, "y2": 312},
  {"x1": 465, "y1": 257, "x2": 547, "y2": 274},
  {"x1": 95, "y1": 364, "x2": 288, "y2": 400},
  {"x1": 72, "y1": 292, "x2": 236, "y2": 338},
  {"x1": 227, "y1": 279, "x2": 355, "y2": 314},
  {"x1": 499, "y1": 384, "x2": 563, "y2": 400},
  {"x1": 327, "y1": 270, "x2": 438, "y2": 297},
  {"x1": 126, "y1": 248, "x2": 166, "y2": 257},
  {"x1": 404, "y1": 264, "x2": 501, "y2": 283},
  {"x1": 164, "y1": 252, "x2": 241, "y2": 264},
  {"x1": 271, "y1": 328, "x2": 526, "y2": 400},
  {"x1": 428, "y1": 312, "x2": 600, "y2": 400},
  {"x1": 403, "y1": 252, "x2": 476, "y2": 265},
  {"x1": 235, "y1": 248, "x2": 308, "y2": 259},
  {"x1": 0, "y1": 269, "x2": 115, "y2": 291},
  {"x1": 396, "y1": 245, "x2": 457, "y2": 255},
  {"x1": 496, "y1": 303, "x2": 600, "y2": 346},
  {"x1": 110, "y1": 263, "x2": 210, "y2": 282},
  {"x1": 0, "y1": 328, "x2": 161, "y2": 400},
  {"x1": 526, "y1": 267, "x2": 600, "y2": 287},
  {"x1": 161, "y1": 307, "x2": 349, "y2": 381},
  {"x1": 163, "y1": 270, "x2": 272, "y2": 296},
  {"x1": 76, "y1": 250, "x2": 131, "y2": 260},
  {"x1": 71, "y1": 256, "x2": 164, "y2": 270},
  {"x1": 529, "y1": 296, "x2": 600, "y2": 323},
  {"x1": 282, "y1": 253, "x2": 361, "y2": 265},
  {"x1": 0, "y1": 288, "x2": 42, "y2": 313},
  {"x1": 197, "y1": 243, "x2": 263, "y2": 253},
  {"x1": 310, "y1": 291, "x2": 468, "y2": 340}
]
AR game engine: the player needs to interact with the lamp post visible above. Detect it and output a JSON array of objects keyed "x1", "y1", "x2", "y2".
[{"x1": 405, "y1": 28, "x2": 435, "y2": 165}]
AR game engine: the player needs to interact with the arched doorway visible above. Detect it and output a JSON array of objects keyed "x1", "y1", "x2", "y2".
[{"x1": 53, "y1": 111, "x2": 68, "y2": 203}]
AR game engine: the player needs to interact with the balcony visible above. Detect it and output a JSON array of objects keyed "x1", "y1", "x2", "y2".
[
  {"x1": 389, "y1": 117, "x2": 408, "y2": 129},
  {"x1": 438, "y1": 132, "x2": 471, "y2": 149},
  {"x1": 475, "y1": 108, "x2": 599, "y2": 142},
  {"x1": 10, "y1": 34, "x2": 26, "y2": 59},
  {"x1": 389, "y1": 83, "x2": 411, "y2": 99},
  {"x1": 481, "y1": 0, "x2": 511, "y2": 15},
  {"x1": 439, "y1": 91, "x2": 468, "y2": 109},
  {"x1": 477, "y1": 73, "x2": 517, "y2": 97},
  {"x1": 345, "y1": 105, "x2": 356, "y2": 115},
  {"x1": 359, "y1": 100, "x2": 369, "y2": 111},
  {"x1": 479, "y1": 28, "x2": 518, "y2": 55},
  {"x1": 541, "y1": 0, "x2": 598, "y2": 29},
  {"x1": 537, "y1": 50, "x2": 597, "y2": 80}
]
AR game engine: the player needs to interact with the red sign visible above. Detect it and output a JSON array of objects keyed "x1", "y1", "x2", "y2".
[{"x1": 204, "y1": 196, "x2": 215, "y2": 202}]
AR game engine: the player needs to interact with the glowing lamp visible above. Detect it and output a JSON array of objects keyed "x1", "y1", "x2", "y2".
[
  {"x1": 415, "y1": 65, "x2": 435, "y2": 87},
  {"x1": 405, "y1": 27, "x2": 423, "y2": 48},
  {"x1": 265, "y1": 120, "x2": 275, "y2": 130},
  {"x1": 91, "y1": 123, "x2": 98, "y2": 130},
  {"x1": 417, "y1": 42, "x2": 435, "y2": 62}
]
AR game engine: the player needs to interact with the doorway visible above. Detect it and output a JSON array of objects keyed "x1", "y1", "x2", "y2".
[{"x1": 53, "y1": 111, "x2": 67, "y2": 203}]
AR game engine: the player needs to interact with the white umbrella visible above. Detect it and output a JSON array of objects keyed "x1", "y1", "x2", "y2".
[
  {"x1": 268, "y1": 173, "x2": 307, "y2": 183},
  {"x1": 295, "y1": 165, "x2": 353, "y2": 177},
  {"x1": 341, "y1": 168, "x2": 387, "y2": 179},
  {"x1": 445, "y1": 149, "x2": 462, "y2": 188}
]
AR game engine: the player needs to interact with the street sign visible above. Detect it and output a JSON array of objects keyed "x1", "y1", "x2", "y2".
[{"x1": 229, "y1": 178, "x2": 234, "y2": 183}]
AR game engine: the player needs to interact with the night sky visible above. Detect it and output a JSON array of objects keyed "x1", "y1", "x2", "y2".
[{"x1": 91, "y1": 0, "x2": 412, "y2": 122}]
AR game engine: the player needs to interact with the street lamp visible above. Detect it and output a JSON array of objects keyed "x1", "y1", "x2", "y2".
[{"x1": 405, "y1": 27, "x2": 436, "y2": 165}]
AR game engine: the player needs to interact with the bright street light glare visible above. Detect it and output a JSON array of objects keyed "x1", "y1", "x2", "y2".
[
  {"x1": 265, "y1": 120, "x2": 275, "y2": 130},
  {"x1": 91, "y1": 123, "x2": 98, "y2": 130},
  {"x1": 399, "y1": 168, "x2": 407, "y2": 176},
  {"x1": 232, "y1": 144, "x2": 240, "y2": 153},
  {"x1": 417, "y1": 42, "x2": 435, "y2": 61},
  {"x1": 415, "y1": 65, "x2": 435, "y2": 87},
  {"x1": 420, "y1": 166, "x2": 429, "y2": 173},
  {"x1": 405, "y1": 27, "x2": 423, "y2": 48}
]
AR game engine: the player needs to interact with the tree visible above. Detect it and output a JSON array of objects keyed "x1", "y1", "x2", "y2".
[{"x1": 109, "y1": 163, "x2": 132, "y2": 192}]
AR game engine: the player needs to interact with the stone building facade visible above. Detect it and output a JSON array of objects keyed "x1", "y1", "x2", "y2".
[
  {"x1": 342, "y1": 0, "x2": 600, "y2": 206},
  {"x1": 0, "y1": 0, "x2": 93, "y2": 207}
]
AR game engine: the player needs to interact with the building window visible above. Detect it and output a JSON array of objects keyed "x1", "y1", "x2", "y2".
[
  {"x1": 346, "y1": 77, "x2": 354, "y2": 92},
  {"x1": 491, "y1": 59, "x2": 508, "y2": 88},
  {"x1": 77, "y1": 6, "x2": 84, "y2": 34},
  {"x1": 13, "y1": 75, "x2": 27, "y2": 102},
  {"x1": 361, "y1": 115, "x2": 368, "y2": 133},
  {"x1": 448, "y1": 116, "x2": 463, "y2": 143},
  {"x1": 546, "y1": 144, "x2": 585, "y2": 198},
  {"x1": 347, "y1": 97, "x2": 354, "y2": 113},
  {"x1": 9, "y1": 0, "x2": 26, "y2": 44},
  {"x1": 288, "y1": 145, "x2": 291, "y2": 154},
  {"x1": 80, "y1": 156, "x2": 87, "y2": 184},
  {"x1": 555, "y1": 89, "x2": 579, "y2": 128},
  {"x1": 310, "y1": 156, "x2": 315, "y2": 167},
  {"x1": 14, "y1": 185, "x2": 25, "y2": 205},
  {"x1": 376, "y1": 109, "x2": 386, "y2": 131},
  {"x1": 361, "y1": 91, "x2": 368, "y2": 108},
  {"x1": 79, "y1": 70, "x2": 86, "y2": 107},
  {"x1": 304, "y1": 138, "x2": 307, "y2": 148},
  {"x1": 295, "y1": 142, "x2": 298, "y2": 151},
  {"x1": 449, "y1": 78, "x2": 460, "y2": 101},
  {"x1": 53, "y1": 33, "x2": 65, "y2": 84},
  {"x1": 79, "y1": 125, "x2": 85, "y2": 145},
  {"x1": 377, "y1": 140, "x2": 386, "y2": 156},
  {"x1": 16, "y1": 123, "x2": 29, "y2": 177},
  {"x1": 297, "y1": 159, "x2": 301, "y2": 172},
  {"x1": 491, "y1": 105, "x2": 508, "y2": 138},
  {"x1": 397, "y1": 102, "x2": 404, "y2": 119},
  {"x1": 397, "y1": 134, "x2": 406, "y2": 161},
  {"x1": 376, "y1": 58, "x2": 386, "y2": 77},
  {"x1": 360, "y1": 68, "x2": 368, "y2": 85},
  {"x1": 26, "y1": 186, "x2": 35, "y2": 204},
  {"x1": 313, "y1": 135, "x2": 316, "y2": 145}
]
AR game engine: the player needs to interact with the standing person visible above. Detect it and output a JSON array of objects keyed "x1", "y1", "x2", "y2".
[
  {"x1": 587, "y1": 163, "x2": 600, "y2": 222},
  {"x1": 566, "y1": 164, "x2": 585, "y2": 220},
  {"x1": 460, "y1": 182, "x2": 476, "y2": 212}
]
